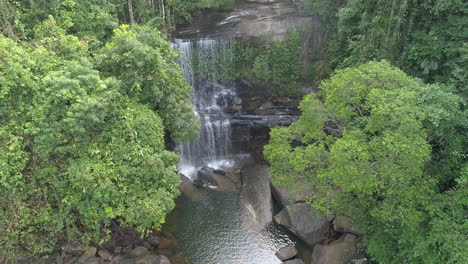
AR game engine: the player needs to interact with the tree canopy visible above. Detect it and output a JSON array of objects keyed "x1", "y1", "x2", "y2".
[
  {"x1": 0, "y1": 12, "x2": 198, "y2": 255},
  {"x1": 265, "y1": 61, "x2": 467, "y2": 263}
]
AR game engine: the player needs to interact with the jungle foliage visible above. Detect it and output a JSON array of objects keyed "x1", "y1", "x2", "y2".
[
  {"x1": 303, "y1": 0, "x2": 467, "y2": 96},
  {"x1": 265, "y1": 61, "x2": 467, "y2": 263},
  {"x1": 0, "y1": 2, "x2": 201, "y2": 256}
]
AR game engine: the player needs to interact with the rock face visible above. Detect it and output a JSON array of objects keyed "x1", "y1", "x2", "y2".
[
  {"x1": 240, "y1": 164, "x2": 273, "y2": 228},
  {"x1": 311, "y1": 234, "x2": 357, "y2": 264},
  {"x1": 175, "y1": 0, "x2": 323, "y2": 42},
  {"x1": 276, "y1": 245, "x2": 298, "y2": 261},
  {"x1": 275, "y1": 203, "x2": 330, "y2": 247},
  {"x1": 193, "y1": 165, "x2": 241, "y2": 193}
]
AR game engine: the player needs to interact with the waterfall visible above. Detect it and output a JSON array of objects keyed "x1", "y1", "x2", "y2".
[{"x1": 172, "y1": 38, "x2": 240, "y2": 177}]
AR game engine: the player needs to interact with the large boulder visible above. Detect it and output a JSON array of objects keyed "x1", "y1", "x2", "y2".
[
  {"x1": 276, "y1": 245, "x2": 298, "y2": 261},
  {"x1": 311, "y1": 234, "x2": 357, "y2": 264},
  {"x1": 274, "y1": 209, "x2": 292, "y2": 228},
  {"x1": 194, "y1": 166, "x2": 241, "y2": 193},
  {"x1": 240, "y1": 164, "x2": 273, "y2": 228},
  {"x1": 275, "y1": 203, "x2": 330, "y2": 247},
  {"x1": 333, "y1": 216, "x2": 360, "y2": 235},
  {"x1": 270, "y1": 183, "x2": 312, "y2": 208}
]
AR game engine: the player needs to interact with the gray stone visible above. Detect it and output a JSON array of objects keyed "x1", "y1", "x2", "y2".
[
  {"x1": 76, "y1": 254, "x2": 101, "y2": 264},
  {"x1": 277, "y1": 203, "x2": 330, "y2": 247},
  {"x1": 284, "y1": 259, "x2": 304, "y2": 264},
  {"x1": 88, "y1": 247, "x2": 97, "y2": 257},
  {"x1": 194, "y1": 166, "x2": 241, "y2": 193},
  {"x1": 129, "y1": 246, "x2": 150, "y2": 258},
  {"x1": 110, "y1": 255, "x2": 170, "y2": 264},
  {"x1": 98, "y1": 248, "x2": 114, "y2": 261},
  {"x1": 240, "y1": 164, "x2": 273, "y2": 228},
  {"x1": 311, "y1": 234, "x2": 358, "y2": 264},
  {"x1": 276, "y1": 245, "x2": 298, "y2": 261},
  {"x1": 147, "y1": 237, "x2": 161, "y2": 247},
  {"x1": 274, "y1": 209, "x2": 292, "y2": 228},
  {"x1": 114, "y1": 246, "x2": 122, "y2": 255},
  {"x1": 63, "y1": 244, "x2": 84, "y2": 257},
  {"x1": 156, "y1": 255, "x2": 171, "y2": 264},
  {"x1": 333, "y1": 216, "x2": 360, "y2": 235},
  {"x1": 139, "y1": 241, "x2": 153, "y2": 249},
  {"x1": 271, "y1": 183, "x2": 312, "y2": 208}
]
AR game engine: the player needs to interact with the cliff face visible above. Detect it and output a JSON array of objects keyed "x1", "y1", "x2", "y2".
[
  {"x1": 174, "y1": 0, "x2": 324, "y2": 41},
  {"x1": 172, "y1": 0, "x2": 325, "y2": 162}
]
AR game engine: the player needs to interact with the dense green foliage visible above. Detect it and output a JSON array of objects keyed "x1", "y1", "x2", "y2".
[
  {"x1": 235, "y1": 31, "x2": 303, "y2": 97},
  {"x1": 0, "y1": 0, "x2": 232, "y2": 41},
  {"x1": 0, "y1": 6, "x2": 199, "y2": 256},
  {"x1": 303, "y1": 0, "x2": 467, "y2": 96},
  {"x1": 265, "y1": 61, "x2": 467, "y2": 263}
]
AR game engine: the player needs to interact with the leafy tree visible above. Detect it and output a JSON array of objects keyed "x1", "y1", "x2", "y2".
[
  {"x1": 264, "y1": 61, "x2": 467, "y2": 263},
  {"x1": 0, "y1": 19, "x2": 197, "y2": 255},
  {"x1": 97, "y1": 24, "x2": 199, "y2": 142},
  {"x1": 303, "y1": 0, "x2": 468, "y2": 95}
]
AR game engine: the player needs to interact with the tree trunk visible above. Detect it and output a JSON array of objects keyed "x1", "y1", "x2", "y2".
[{"x1": 128, "y1": 0, "x2": 135, "y2": 24}]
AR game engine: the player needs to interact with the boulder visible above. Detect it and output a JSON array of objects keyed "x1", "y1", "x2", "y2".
[
  {"x1": 276, "y1": 245, "x2": 298, "y2": 261},
  {"x1": 194, "y1": 165, "x2": 241, "y2": 193},
  {"x1": 284, "y1": 259, "x2": 304, "y2": 264},
  {"x1": 129, "y1": 246, "x2": 150, "y2": 258},
  {"x1": 311, "y1": 234, "x2": 357, "y2": 264},
  {"x1": 111, "y1": 254, "x2": 170, "y2": 264},
  {"x1": 147, "y1": 237, "x2": 161, "y2": 247},
  {"x1": 62, "y1": 244, "x2": 84, "y2": 257},
  {"x1": 239, "y1": 164, "x2": 273, "y2": 228},
  {"x1": 274, "y1": 209, "x2": 292, "y2": 228},
  {"x1": 270, "y1": 183, "x2": 311, "y2": 208},
  {"x1": 98, "y1": 248, "x2": 114, "y2": 261},
  {"x1": 333, "y1": 216, "x2": 359, "y2": 235},
  {"x1": 276, "y1": 203, "x2": 330, "y2": 247}
]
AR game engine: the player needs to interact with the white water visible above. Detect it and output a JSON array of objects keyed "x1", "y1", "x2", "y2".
[{"x1": 172, "y1": 38, "x2": 242, "y2": 177}]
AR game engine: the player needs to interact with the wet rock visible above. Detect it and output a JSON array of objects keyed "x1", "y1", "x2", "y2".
[
  {"x1": 240, "y1": 164, "x2": 273, "y2": 228},
  {"x1": 98, "y1": 248, "x2": 114, "y2": 261},
  {"x1": 271, "y1": 97, "x2": 301, "y2": 108},
  {"x1": 194, "y1": 166, "x2": 217, "y2": 187},
  {"x1": 311, "y1": 234, "x2": 358, "y2": 264},
  {"x1": 276, "y1": 203, "x2": 330, "y2": 247},
  {"x1": 276, "y1": 245, "x2": 298, "y2": 261},
  {"x1": 283, "y1": 259, "x2": 304, "y2": 264},
  {"x1": 178, "y1": 174, "x2": 204, "y2": 202},
  {"x1": 213, "y1": 168, "x2": 226, "y2": 175},
  {"x1": 194, "y1": 165, "x2": 241, "y2": 193}
]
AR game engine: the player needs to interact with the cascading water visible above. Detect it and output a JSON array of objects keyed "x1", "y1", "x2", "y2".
[
  {"x1": 163, "y1": 37, "x2": 310, "y2": 264},
  {"x1": 172, "y1": 38, "x2": 242, "y2": 176}
]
